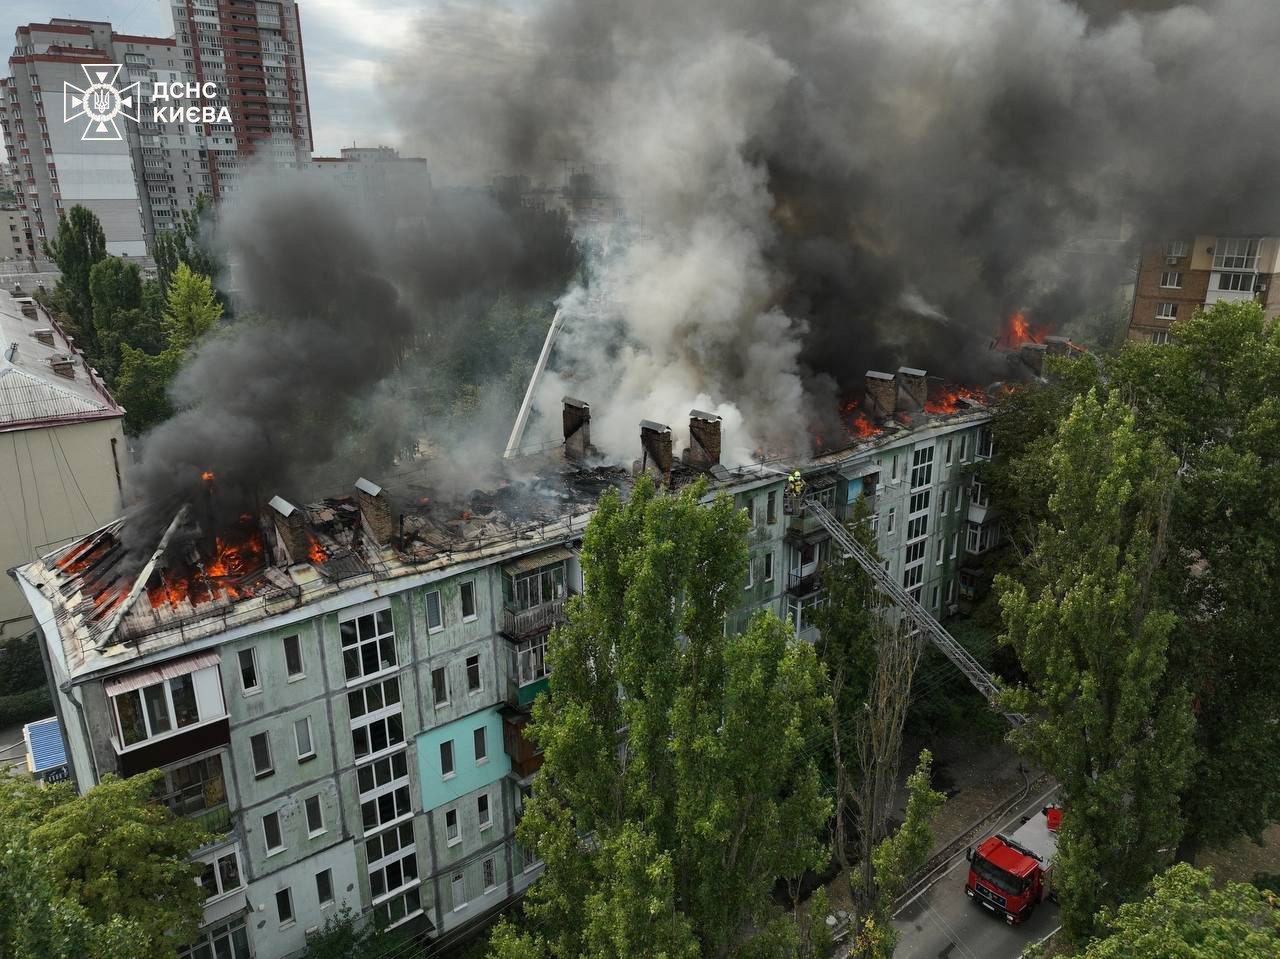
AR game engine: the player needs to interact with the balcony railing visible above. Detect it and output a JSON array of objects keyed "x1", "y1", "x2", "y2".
[
  {"x1": 501, "y1": 598, "x2": 568, "y2": 641},
  {"x1": 787, "y1": 566, "x2": 822, "y2": 595}
]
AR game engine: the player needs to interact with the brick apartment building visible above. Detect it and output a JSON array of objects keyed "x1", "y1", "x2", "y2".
[{"x1": 1129, "y1": 234, "x2": 1280, "y2": 342}]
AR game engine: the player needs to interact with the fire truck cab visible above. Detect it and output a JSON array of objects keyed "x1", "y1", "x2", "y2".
[{"x1": 964, "y1": 805, "x2": 1060, "y2": 925}]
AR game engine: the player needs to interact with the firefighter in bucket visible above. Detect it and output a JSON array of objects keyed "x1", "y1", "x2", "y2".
[{"x1": 785, "y1": 470, "x2": 806, "y2": 515}]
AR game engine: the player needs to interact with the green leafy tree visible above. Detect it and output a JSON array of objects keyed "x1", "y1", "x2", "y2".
[
  {"x1": 45, "y1": 205, "x2": 108, "y2": 349},
  {"x1": 86, "y1": 256, "x2": 163, "y2": 380},
  {"x1": 1106, "y1": 301, "x2": 1280, "y2": 857},
  {"x1": 152, "y1": 194, "x2": 220, "y2": 293},
  {"x1": 0, "y1": 770, "x2": 211, "y2": 959},
  {"x1": 489, "y1": 477, "x2": 831, "y2": 959},
  {"x1": 998, "y1": 389, "x2": 1195, "y2": 944},
  {"x1": 303, "y1": 904, "x2": 414, "y2": 959},
  {"x1": 849, "y1": 751, "x2": 945, "y2": 959},
  {"x1": 114, "y1": 344, "x2": 180, "y2": 435},
  {"x1": 1067, "y1": 863, "x2": 1280, "y2": 958},
  {"x1": 162, "y1": 262, "x2": 223, "y2": 349}
]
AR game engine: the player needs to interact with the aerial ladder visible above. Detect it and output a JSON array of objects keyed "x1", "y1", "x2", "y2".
[{"x1": 804, "y1": 498, "x2": 1026, "y2": 728}]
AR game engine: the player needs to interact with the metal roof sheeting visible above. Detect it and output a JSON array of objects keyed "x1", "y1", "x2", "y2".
[
  {"x1": 503, "y1": 544, "x2": 574, "y2": 576},
  {"x1": 0, "y1": 364, "x2": 116, "y2": 427},
  {"x1": 102, "y1": 649, "x2": 222, "y2": 697},
  {"x1": 23, "y1": 716, "x2": 67, "y2": 773}
]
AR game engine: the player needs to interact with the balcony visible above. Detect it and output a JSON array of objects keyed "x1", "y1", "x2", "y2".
[
  {"x1": 501, "y1": 598, "x2": 569, "y2": 641},
  {"x1": 500, "y1": 704, "x2": 543, "y2": 780},
  {"x1": 787, "y1": 564, "x2": 823, "y2": 596}
]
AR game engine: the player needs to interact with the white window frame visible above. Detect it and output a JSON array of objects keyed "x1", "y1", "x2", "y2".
[
  {"x1": 431, "y1": 666, "x2": 449, "y2": 707},
  {"x1": 349, "y1": 676, "x2": 405, "y2": 763},
  {"x1": 466, "y1": 654, "x2": 482, "y2": 694},
  {"x1": 886, "y1": 507, "x2": 896, "y2": 534},
  {"x1": 940, "y1": 489, "x2": 949, "y2": 514},
  {"x1": 1166, "y1": 238, "x2": 1190, "y2": 258},
  {"x1": 744, "y1": 557, "x2": 754, "y2": 590},
  {"x1": 1155, "y1": 301, "x2": 1177, "y2": 320},
  {"x1": 305, "y1": 794, "x2": 325, "y2": 837},
  {"x1": 474, "y1": 726, "x2": 488, "y2": 765},
  {"x1": 477, "y1": 792, "x2": 492, "y2": 831},
  {"x1": 441, "y1": 739, "x2": 456, "y2": 779},
  {"x1": 195, "y1": 847, "x2": 244, "y2": 903},
  {"x1": 339, "y1": 607, "x2": 397, "y2": 685},
  {"x1": 445, "y1": 808, "x2": 461, "y2": 847},
  {"x1": 251, "y1": 731, "x2": 274, "y2": 778},
  {"x1": 936, "y1": 538, "x2": 944, "y2": 565},
  {"x1": 425, "y1": 590, "x2": 444, "y2": 633},
  {"x1": 1213, "y1": 237, "x2": 1259, "y2": 271},
  {"x1": 111, "y1": 672, "x2": 207, "y2": 750},
  {"x1": 275, "y1": 887, "x2": 294, "y2": 927},
  {"x1": 1217, "y1": 271, "x2": 1256, "y2": 292},
  {"x1": 451, "y1": 872, "x2": 467, "y2": 911},
  {"x1": 460, "y1": 580, "x2": 477, "y2": 623},
  {"x1": 358, "y1": 750, "x2": 412, "y2": 834},
  {"x1": 764, "y1": 551, "x2": 774, "y2": 583},
  {"x1": 1159, "y1": 271, "x2": 1183, "y2": 289},
  {"x1": 950, "y1": 532, "x2": 958, "y2": 559},
  {"x1": 516, "y1": 633, "x2": 549, "y2": 687},
  {"x1": 910, "y1": 446, "x2": 935, "y2": 490},
  {"x1": 483, "y1": 857, "x2": 497, "y2": 892},
  {"x1": 316, "y1": 868, "x2": 335, "y2": 908},
  {"x1": 294, "y1": 716, "x2": 315, "y2": 761},
  {"x1": 1151, "y1": 330, "x2": 1170, "y2": 345},
  {"x1": 282, "y1": 634, "x2": 304, "y2": 680},
  {"x1": 262, "y1": 811, "x2": 285, "y2": 855},
  {"x1": 238, "y1": 648, "x2": 260, "y2": 695}
]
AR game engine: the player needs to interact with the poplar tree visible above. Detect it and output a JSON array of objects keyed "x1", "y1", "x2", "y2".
[
  {"x1": 488, "y1": 477, "x2": 830, "y2": 959},
  {"x1": 998, "y1": 389, "x2": 1195, "y2": 944}
]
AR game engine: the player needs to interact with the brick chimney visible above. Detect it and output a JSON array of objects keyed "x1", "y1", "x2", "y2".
[
  {"x1": 685, "y1": 410, "x2": 722, "y2": 470},
  {"x1": 355, "y1": 477, "x2": 395, "y2": 546},
  {"x1": 1020, "y1": 343, "x2": 1047, "y2": 376},
  {"x1": 268, "y1": 495, "x2": 310, "y2": 566},
  {"x1": 895, "y1": 367, "x2": 928, "y2": 411},
  {"x1": 865, "y1": 370, "x2": 896, "y2": 418},
  {"x1": 638, "y1": 420, "x2": 674, "y2": 487},
  {"x1": 563, "y1": 397, "x2": 591, "y2": 461}
]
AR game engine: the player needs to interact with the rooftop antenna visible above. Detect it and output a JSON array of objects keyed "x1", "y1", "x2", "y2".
[{"x1": 503, "y1": 309, "x2": 564, "y2": 459}]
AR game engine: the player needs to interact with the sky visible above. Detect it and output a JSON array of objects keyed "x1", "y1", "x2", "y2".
[{"x1": 9, "y1": 0, "x2": 414, "y2": 156}]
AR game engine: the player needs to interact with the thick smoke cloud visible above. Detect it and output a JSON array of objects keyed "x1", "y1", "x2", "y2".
[
  {"x1": 388, "y1": 0, "x2": 1279, "y2": 460},
  {"x1": 123, "y1": 178, "x2": 573, "y2": 556}
]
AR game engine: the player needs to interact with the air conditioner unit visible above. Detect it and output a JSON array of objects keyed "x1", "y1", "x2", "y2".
[{"x1": 1165, "y1": 256, "x2": 1179, "y2": 266}]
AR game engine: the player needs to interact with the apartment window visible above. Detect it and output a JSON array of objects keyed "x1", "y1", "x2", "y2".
[
  {"x1": 910, "y1": 446, "x2": 935, "y2": 489},
  {"x1": 451, "y1": 872, "x2": 467, "y2": 910},
  {"x1": 474, "y1": 726, "x2": 488, "y2": 764},
  {"x1": 483, "y1": 857, "x2": 497, "y2": 892},
  {"x1": 316, "y1": 868, "x2": 334, "y2": 907},
  {"x1": 238, "y1": 649, "x2": 259, "y2": 693},
  {"x1": 349, "y1": 676, "x2": 404, "y2": 761},
  {"x1": 886, "y1": 507, "x2": 896, "y2": 534},
  {"x1": 426, "y1": 590, "x2": 443, "y2": 631},
  {"x1": 516, "y1": 633, "x2": 549, "y2": 686},
  {"x1": 177, "y1": 919, "x2": 250, "y2": 959},
  {"x1": 972, "y1": 478, "x2": 990, "y2": 508},
  {"x1": 196, "y1": 849, "x2": 242, "y2": 901},
  {"x1": 505, "y1": 563, "x2": 566, "y2": 611},
  {"x1": 744, "y1": 557, "x2": 755, "y2": 590},
  {"x1": 944, "y1": 438, "x2": 953, "y2": 465},
  {"x1": 251, "y1": 732, "x2": 274, "y2": 778},
  {"x1": 936, "y1": 538, "x2": 945, "y2": 564},
  {"x1": 1213, "y1": 237, "x2": 1259, "y2": 271},
  {"x1": 478, "y1": 793, "x2": 491, "y2": 830},
  {"x1": 295, "y1": 717, "x2": 314, "y2": 761},
  {"x1": 1217, "y1": 271, "x2": 1256, "y2": 292},
  {"x1": 1155, "y1": 302, "x2": 1177, "y2": 320},
  {"x1": 940, "y1": 489, "x2": 949, "y2": 514},
  {"x1": 282, "y1": 634, "x2": 304, "y2": 678},
  {"x1": 764, "y1": 552, "x2": 774, "y2": 582},
  {"x1": 157, "y1": 753, "x2": 227, "y2": 817},
  {"x1": 262, "y1": 811, "x2": 284, "y2": 854},
  {"x1": 967, "y1": 521, "x2": 981, "y2": 553},
  {"x1": 908, "y1": 490, "x2": 930, "y2": 516},
  {"x1": 903, "y1": 564, "x2": 923, "y2": 590},
  {"x1": 339, "y1": 608, "x2": 396, "y2": 682},
  {"x1": 947, "y1": 578, "x2": 957, "y2": 604},
  {"x1": 950, "y1": 532, "x2": 958, "y2": 559},
  {"x1": 890, "y1": 453, "x2": 900, "y2": 481},
  {"x1": 786, "y1": 592, "x2": 826, "y2": 634},
  {"x1": 766, "y1": 490, "x2": 777, "y2": 524},
  {"x1": 959, "y1": 434, "x2": 970, "y2": 462},
  {"x1": 1165, "y1": 238, "x2": 1190, "y2": 258},
  {"x1": 112, "y1": 671, "x2": 208, "y2": 747},
  {"x1": 1151, "y1": 330, "x2": 1170, "y2": 345},
  {"x1": 460, "y1": 581, "x2": 477, "y2": 621},
  {"x1": 445, "y1": 808, "x2": 460, "y2": 846},
  {"x1": 466, "y1": 655, "x2": 482, "y2": 693},
  {"x1": 303, "y1": 794, "x2": 325, "y2": 836},
  {"x1": 931, "y1": 585, "x2": 940, "y2": 611},
  {"x1": 441, "y1": 740, "x2": 455, "y2": 778},
  {"x1": 275, "y1": 887, "x2": 294, "y2": 926},
  {"x1": 1159, "y1": 271, "x2": 1183, "y2": 289},
  {"x1": 432, "y1": 667, "x2": 449, "y2": 707},
  {"x1": 976, "y1": 428, "x2": 994, "y2": 460},
  {"x1": 358, "y1": 751, "x2": 412, "y2": 832},
  {"x1": 905, "y1": 541, "x2": 927, "y2": 566},
  {"x1": 907, "y1": 515, "x2": 928, "y2": 541}
]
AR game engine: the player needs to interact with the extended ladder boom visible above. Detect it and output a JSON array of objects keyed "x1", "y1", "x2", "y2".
[{"x1": 805, "y1": 499, "x2": 1026, "y2": 727}]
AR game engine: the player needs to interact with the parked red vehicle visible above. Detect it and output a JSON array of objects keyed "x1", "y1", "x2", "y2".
[{"x1": 964, "y1": 805, "x2": 1060, "y2": 924}]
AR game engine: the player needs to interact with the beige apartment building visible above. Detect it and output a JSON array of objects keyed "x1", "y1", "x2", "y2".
[
  {"x1": 0, "y1": 287, "x2": 126, "y2": 638},
  {"x1": 1129, "y1": 234, "x2": 1280, "y2": 342}
]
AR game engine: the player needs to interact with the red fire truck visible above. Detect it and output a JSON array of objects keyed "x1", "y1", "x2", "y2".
[{"x1": 964, "y1": 805, "x2": 1060, "y2": 924}]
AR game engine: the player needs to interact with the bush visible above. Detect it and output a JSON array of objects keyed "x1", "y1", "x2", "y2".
[
  {"x1": 0, "y1": 687, "x2": 54, "y2": 730},
  {"x1": 0, "y1": 635, "x2": 48, "y2": 696}
]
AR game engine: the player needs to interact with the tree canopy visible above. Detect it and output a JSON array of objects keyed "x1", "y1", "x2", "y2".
[
  {"x1": 489, "y1": 477, "x2": 830, "y2": 959},
  {"x1": 45, "y1": 205, "x2": 108, "y2": 352}
]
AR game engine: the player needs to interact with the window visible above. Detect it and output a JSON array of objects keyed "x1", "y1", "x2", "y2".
[
  {"x1": 972, "y1": 478, "x2": 990, "y2": 508},
  {"x1": 907, "y1": 515, "x2": 928, "y2": 541},
  {"x1": 460, "y1": 581, "x2": 477, "y2": 621},
  {"x1": 940, "y1": 489, "x2": 949, "y2": 514},
  {"x1": 903, "y1": 565, "x2": 923, "y2": 590},
  {"x1": 251, "y1": 732, "x2": 274, "y2": 778},
  {"x1": 275, "y1": 887, "x2": 294, "y2": 926},
  {"x1": 339, "y1": 608, "x2": 396, "y2": 682},
  {"x1": 976, "y1": 428, "x2": 994, "y2": 460},
  {"x1": 1156, "y1": 302, "x2": 1177, "y2": 320},
  {"x1": 441, "y1": 740, "x2": 455, "y2": 778},
  {"x1": 316, "y1": 868, "x2": 334, "y2": 907},
  {"x1": 305, "y1": 795, "x2": 324, "y2": 835},
  {"x1": 466, "y1": 655, "x2": 482, "y2": 693},
  {"x1": 886, "y1": 507, "x2": 896, "y2": 534},
  {"x1": 506, "y1": 563, "x2": 567, "y2": 612},
  {"x1": 947, "y1": 578, "x2": 957, "y2": 604},
  {"x1": 1213, "y1": 237, "x2": 1259, "y2": 271},
  {"x1": 905, "y1": 541, "x2": 927, "y2": 566},
  {"x1": 936, "y1": 538, "x2": 945, "y2": 564},
  {"x1": 1159, "y1": 271, "x2": 1183, "y2": 288},
  {"x1": 263, "y1": 811, "x2": 284, "y2": 853},
  {"x1": 114, "y1": 673, "x2": 206, "y2": 745},
  {"x1": 744, "y1": 557, "x2": 754, "y2": 589},
  {"x1": 945, "y1": 438, "x2": 953, "y2": 465},
  {"x1": 909, "y1": 490, "x2": 930, "y2": 515},
  {"x1": 950, "y1": 532, "x2": 958, "y2": 559},
  {"x1": 931, "y1": 585, "x2": 940, "y2": 611},
  {"x1": 764, "y1": 552, "x2": 774, "y2": 582},
  {"x1": 432, "y1": 667, "x2": 449, "y2": 706},
  {"x1": 478, "y1": 793, "x2": 491, "y2": 830},
  {"x1": 1151, "y1": 330, "x2": 1170, "y2": 345},
  {"x1": 483, "y1": 857, "x2": 497, "y2": 891},
  {"x1": 743, "y1": 496, "x2": 755, "y2": 524},
  {"x1": 890, "y1": 453, "x2": 900, "y2": 481},
  {"x1": 910, "y1": 446, "x2": 935, "y2": 490},
  {"x1": 959, "y1": 435, "x2": 969, "y2": 462},
  {"x1": 516, "y1": 633, "x2": 549, "y2": 686},
  {"x1": 295, "y1": 717, "x2": 314, "y2": 760},
  {"x1": 451, "y1": 872, "x2": 467, "y2": 910},
  {"x1": 282, "y1": 634, "x2": 304, "y2": 678},
  {"x1": 196, "y1": 849, "x2": 242, "y2": 901},
  {"x1": 349, "y1": 676, "x2": 404, "y2": 760},
  {"x1": 238, "y1": 649, "x2": 259, "y2": 693},
  {"x1": 445, "y1": 808, "x2": 460, "y2": 846},
  {"x1": 1217, "y1": 271, "x2": 1256, "y2": 292},
  {"x1": 786, "y1": 592, "x2": 826, "y2": 634},
  {"x1": 358, "y1": 751, "x2": 412, "y2": 832},
  {"x1": 766, "y1": 490, "x2": 777, "y2": 524},
  {"x1": 157, "y1": 753, "x2": 227, "y2": 817},
  {"x1": 1165, "y1": 238, "x2": 1190, "y2": 258},
  {"x1": 177, "y1": 918, "x2": 250, "y2": 959},
  {"x1": 474, "y1": 726, "x2": 488, "y2": 764}
]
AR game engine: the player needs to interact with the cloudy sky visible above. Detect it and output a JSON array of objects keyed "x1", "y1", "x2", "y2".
[{"x1": 11, "y1": 0, "x2": 417, "y2": 156}]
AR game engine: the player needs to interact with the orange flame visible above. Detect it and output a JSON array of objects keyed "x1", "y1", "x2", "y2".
[
  {"x1": 995, "y1": 310, "x2": 1047, "y2": 350},
  {"x1": 842, "y1": 400, "x2": 882, "y2": 441},
  {"x1": 146, "y1": 531, "x2": 264, "y2": 610},
  {"x1": 925, "y1": 384, "x2": 986, "y2": 414},
  {"x1": 201, "y1": 470, "x2": 215, "y2": 482},
  {"x1": 307, "y1": 534, "x2": 329, "y2": 565}
]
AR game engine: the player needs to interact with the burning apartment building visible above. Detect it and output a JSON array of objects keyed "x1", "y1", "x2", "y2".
[{"x1": 14, "y1": 370, "x2": 1003, "y2": 955}]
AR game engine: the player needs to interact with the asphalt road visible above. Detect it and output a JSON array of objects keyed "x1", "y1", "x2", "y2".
[{"x1": 892, "y1": 795, "x2": 1060, "y2": 959}]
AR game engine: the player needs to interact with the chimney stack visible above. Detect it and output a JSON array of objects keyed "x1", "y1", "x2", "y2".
[
  {"x1": 684, "y1": 410, "x2": 722, "y2": 470},
  {"x1": 638, "y1": 420, "x2": 674, "y2": 487},
  {"x1": 865, "y1": 370, "x2": 896, "y2": 418},
  {"x1": 268, "y1": 496, "x2": 310, "y2": 566},
  {"x1": 355, "y1": 477, "x2": 395, "y2": 547},
  {"x1": 562, "y1": 397, "x2": 591, "y2": 461},
  {"x1": 1019, "y1": 343, "x2": 1047, "y2": 376},
  {"x1": 895, "y1": 367, "x2": 928, "y2": 411}
]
